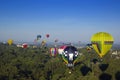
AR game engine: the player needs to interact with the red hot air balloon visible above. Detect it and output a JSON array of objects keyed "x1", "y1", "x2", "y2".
[
  {"x1": 22, "y1": 43, "x2": 28, "y2": 48},
  {"x1": 46, "y1": 34, "x2": 49, "y2": 38}
]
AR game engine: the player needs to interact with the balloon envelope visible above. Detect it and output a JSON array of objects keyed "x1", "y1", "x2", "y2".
[
  {"x1": 41, "y1": 40, "x2": 46, "y2": 46},
  {"x1": 7, "y1": 39, "x2": 13, "y2": 45},
  {"x1": 22, "y1": 43, "x2": 28, "y2": 48},
  {"x1": 62, "y1": 46, "x2": 78, "y2": 67},
  {"x1": 50, "y1": 48, "x2": 58, "y2": 57},
  {"x1": 55, "y1": 39, "x2": 58, "y2": 42},
  {"x1": 37, "y1": 35, "x2": 41, "y2": 40},
  {"x1": 91, "y1": 32, "x2": 114, "y2": 58},
  {"x1": 46, "y1": 34, "x2": 50, "y2": 38}
]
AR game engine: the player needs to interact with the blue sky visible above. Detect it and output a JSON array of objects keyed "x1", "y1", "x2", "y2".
[{"x1": 0, "y1": 0, "x2": 120, "y2": 43}]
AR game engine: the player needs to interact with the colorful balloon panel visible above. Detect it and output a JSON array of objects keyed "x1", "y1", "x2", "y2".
[
  {"x1": 91, "y1": 32, "x2": 114, "y2": 58},
  {"x1": 50, "y1": 48, "x2": 57, "y2": 57},
  {"x1": 58, "y1": 45, "x2": 67, "y2": 55}
]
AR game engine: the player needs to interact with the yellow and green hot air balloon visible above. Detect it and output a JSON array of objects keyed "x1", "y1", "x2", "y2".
[
  {"x1": 7, "y1": 39, "x2": 13, "y2": 45},
  {"x1": 91, "y1": 32, "x2": 114, "y2": 58}
]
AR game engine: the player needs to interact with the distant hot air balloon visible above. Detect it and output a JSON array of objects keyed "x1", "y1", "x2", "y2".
[
  {"x1": 91, "y1": 32, "x2": 114, "y2": 58},
  {"x1": 86, "y1": 44, "x2": 93, "y2": 52},
  {"x1": 37, "y1": 35, "x2": 41, "y2": 40},
  {"x1": 50, "y1": 48, "x2": 58, "y2": 57},
  {"x1": 54, "y1": 39, "x2": 59, "y2": 47},
  {"x1": 22, "y1": 43, "x2": 28, "y2": 48},
  {"x1": 41, "y1": 40, "x2": 46, "y2": 46},
  {"x1": 46, "y1": 34, "x2": 50, "y2": 38},
  {"x1": 62, "y1": 46, "x2": 79, "y2": 67},
  {"x1": 55, "y1": 39, "x2": 58, "y2": 43},
  {"x1": 7, "y1": 39, "x2": 13, "y2": 45},
  {"x1": 34, "y1": 39, "x2": 37, "y2": 43}
]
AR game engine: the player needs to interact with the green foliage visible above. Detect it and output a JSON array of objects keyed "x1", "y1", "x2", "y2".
[{"x1": 0, "y1": 43, "x2": 120, "y2": 80}]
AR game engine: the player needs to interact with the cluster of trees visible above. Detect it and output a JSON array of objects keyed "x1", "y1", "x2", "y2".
[{"x1": 0, "y1": 43, "x2": 120, "y2": 80}]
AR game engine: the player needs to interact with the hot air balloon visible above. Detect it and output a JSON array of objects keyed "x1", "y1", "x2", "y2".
[
  {"x1": 41, "y1": 40, "x2": 46, "y2": 46},
  {"x1": 50, "y1": 48, "x2": 58, "y2": 57},
  {"x1": 54, "y1": 39, "x2": 59, "y2": 47},
  {"x1": 58, "y1": 45, "x2": 67, "y2": 55},
  {"x1": 7, "y1": 39, "x2": 13, "y2": 45},
  {"x1": 91, "y1": 32, "x2": 114, "y2": 58},
  {"x1": 34, "y1": 39, "x2": 37, "y2": 43},
  {"x1": 55, "y1": 39, "x2": 58, "y2": 43},
  {"x1": 22, "y1": 43, "x2": 28, "y2": 48},
  {"x1": 37, "y1": 35, "x2": 41, "y2": 40},
  {"x1": 62, "y1": 46, "x2": 79, "y2": 67},
  {"x1": 86, "y1": 44, "x2": 93, "y2": 52},
  {"x1": 46, "y1": 34, "x2": 50, "y2": 38}
]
